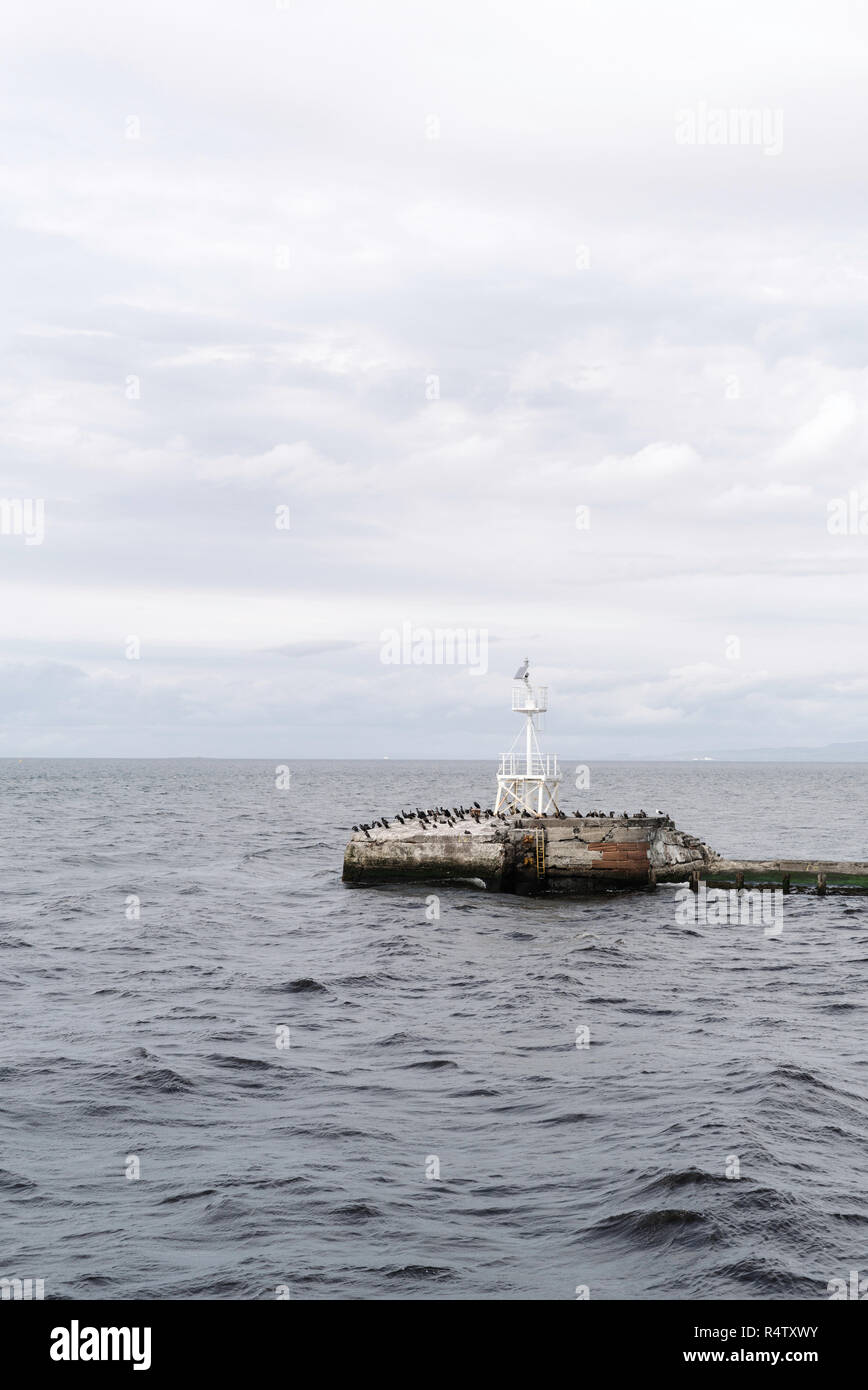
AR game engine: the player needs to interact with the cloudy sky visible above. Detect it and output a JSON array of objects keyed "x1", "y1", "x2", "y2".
[{"x1": 2, "y1": 0, "x2": 868, "y2": 757}]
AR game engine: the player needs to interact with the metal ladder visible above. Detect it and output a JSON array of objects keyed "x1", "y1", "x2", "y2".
[{"x1": 534, "y1": 827, "x2": 546, "y2": 879}]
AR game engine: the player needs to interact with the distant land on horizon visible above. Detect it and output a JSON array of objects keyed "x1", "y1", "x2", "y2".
[
  {"x1": 3, "y1": 743, "x2": 868, "y2": 762},
  {"x1": 636, "y1": 741, "x2": 868, "y2": 763}
]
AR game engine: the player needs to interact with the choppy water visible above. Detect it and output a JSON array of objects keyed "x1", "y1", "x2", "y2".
[{"x1": 2, "y1": 758, "x2": 868, "y2": 1300}]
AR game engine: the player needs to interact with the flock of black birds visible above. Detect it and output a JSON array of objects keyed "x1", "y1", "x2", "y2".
[{"x1": 351, "y1": 806, "x2": 668, "y2": 836}]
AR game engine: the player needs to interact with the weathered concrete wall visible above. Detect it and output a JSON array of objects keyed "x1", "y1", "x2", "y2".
[
  {"x1": 342, "y1": 820, "x2": 509, "y2": 889},
  {"x1": 343, "y1": 815, "x2": 721, "y2": 895},
  {"x1": 701, "y1": 859, "x2": 868, "y2": 890}
]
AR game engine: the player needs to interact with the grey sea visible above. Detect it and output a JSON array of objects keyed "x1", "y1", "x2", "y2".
[{"x1": 2, "y1": 758, "x2": 868, "y2": 1301}]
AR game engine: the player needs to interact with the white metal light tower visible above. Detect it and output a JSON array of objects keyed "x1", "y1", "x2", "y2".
[{"x1": 494, "y1": 659, "x2": 561, "y2": 816}]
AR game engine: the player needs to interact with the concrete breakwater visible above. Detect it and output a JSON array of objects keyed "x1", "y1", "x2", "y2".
[
  {"x1": 342, "y1": 665, "x2": 868, "y2": 896},
  {"x1": 343, "y1": 813, "x2": 868, "y2": 895},
  {"x1": 342, "y1": 813, "x2": 719, "y2": 894}
]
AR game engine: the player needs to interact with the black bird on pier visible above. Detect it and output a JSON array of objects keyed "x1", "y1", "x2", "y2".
[
  {"x1": 352, "y1": 825, "x2": 359, "y2": 832},
  {"x1": 473, "y1": 801, "x2": 480, "y2": 809},
  {"x1": 362, "y1": 828, "x2": 371, "y2": 839}
]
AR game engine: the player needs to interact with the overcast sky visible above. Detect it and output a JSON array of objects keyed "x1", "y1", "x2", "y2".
[{"x1": 2, "y1": 0, "x2": 868, "y2": 758}]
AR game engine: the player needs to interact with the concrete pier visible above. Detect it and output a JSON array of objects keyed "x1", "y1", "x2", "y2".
[
  {"x1": 343, "y1": 814, "x2": 720, "y2": 894},
  {"x1": 343, "y1": 670, "x2": 868, "y2": 896},
  {"x1": 343, "y1": 816, "x2": 868, "y2": 896},
  {"x1": 697, "y1": 860, "x2": 868, "y2": 892}
]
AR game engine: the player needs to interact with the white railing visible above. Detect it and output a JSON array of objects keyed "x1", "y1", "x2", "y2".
[
  {"x1": 498, "y1": 753, "x2": 560, "y2": 778},
  {"x1": 512, "y1": 684, "x2": 547, "y2": 712}
]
